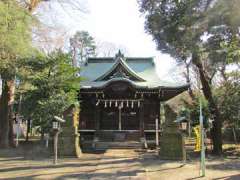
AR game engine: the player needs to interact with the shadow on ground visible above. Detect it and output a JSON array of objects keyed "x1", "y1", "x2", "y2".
[{"x1": 1, "y1": 140, "x2": 240, "y2": 180}]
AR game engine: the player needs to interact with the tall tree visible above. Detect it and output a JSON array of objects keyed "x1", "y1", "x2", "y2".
[
  {"x1": 0, "y1": 0, "x2": 34, "y2": 147},
  {"x1": 138, "y1": 0, "x2": 240, "y2": 154},
  {"x1": 70, "y1": 31, "x2": 96, "y2": 67},
  {"x1": 0, "y1": 0, "x2": 86, "y2": 147},
  {"x1": 20, "y1": 51, "x2": 80, "y2": 137}
]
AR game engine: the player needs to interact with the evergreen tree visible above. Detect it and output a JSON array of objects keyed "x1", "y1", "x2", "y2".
[
  {"x1": 138, "y1": 0, "x2": 240, "y2": 154},
  {"x1": 20, "y1": 51, "x2": 80, "y2": 138},
  {"x1": 70, "y1": 31, "x2": 96, "y2": 67},
  {"x1": 0, "y1": 0, "x2": 34, "y2": 147}
]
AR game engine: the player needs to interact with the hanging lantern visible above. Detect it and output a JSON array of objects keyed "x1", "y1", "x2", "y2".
[
  {"x1": 121, "y1": 101, "x2": 123, "y2": 108},
  {"x1": 115, "y1": 101, "x2": 118, "y2": 107},
  {"x1": 109, "y1": 101, "x2": 112, "y2": 107},
  {"x1": 131, "y1": 101, "x2": 134, "y2": 108},
  {"x1": 104, "y1": 101, "x2": 107, "y2": 108},
  {"x1": 138, "y1": 101, "x2": 140, "y2": 108},
  {"x1": 127, "y1": 100, "x2": 129, "y2": 107}
]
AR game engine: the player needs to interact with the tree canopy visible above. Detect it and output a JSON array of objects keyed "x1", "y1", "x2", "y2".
[
  {"x1": 0, "y1": 0, "x2": 36, "y2": 147},
  {"x1": 138, "y1": 0, "x2": 240, "y2": 154},
  {"x1": 20, "y1": 51, "x2": 80, "y2": 134},
  {"x1": 70, "y1": 31, "x2": 96, "y2": 67},
  {"x1": 0, "y1": 0, "x2": 34, "y2": 79}
]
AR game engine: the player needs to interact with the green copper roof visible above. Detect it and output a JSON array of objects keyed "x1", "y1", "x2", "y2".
[
  {"x1": 95, "y1": 56, "x2": 146, "y2": 81},
  {"x1": 80, "y1": 53, "x2": 188, "y2": 90}
]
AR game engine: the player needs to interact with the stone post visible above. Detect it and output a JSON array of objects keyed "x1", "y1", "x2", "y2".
[
  {"x1": 159, "y1": 104, "x2": 186, "y2": 160},
  {"x1": 58, "y1": 105, "x2": 82, "y2": 157}
]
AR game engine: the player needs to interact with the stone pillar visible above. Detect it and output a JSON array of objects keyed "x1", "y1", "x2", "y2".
[
  {"x1": 58, "y1": 105, "x2": 81, "y2": 158},
  {"x1": 159, "y1": 104, "x2": 186, "y2": 160}
]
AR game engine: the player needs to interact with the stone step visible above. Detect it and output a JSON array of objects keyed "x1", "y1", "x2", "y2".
[
  {"x1": 95, "y1": 131, "x2": 141, "y2": 142},
  {"x1": 95, "y1": 141, "x2": 142, "y2": 150}
]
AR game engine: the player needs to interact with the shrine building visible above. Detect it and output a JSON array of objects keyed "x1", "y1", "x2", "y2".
[{"x1": 78, "y1": 51, "x2": 189, "y2": 149}]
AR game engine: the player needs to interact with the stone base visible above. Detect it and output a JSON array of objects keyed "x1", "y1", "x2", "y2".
[
  {"x1": 58, "y1": 127, "x2": 81, "y2": 158},
  {"x1": 159, "y1": 131, "x2": 186, "y2": 160}
]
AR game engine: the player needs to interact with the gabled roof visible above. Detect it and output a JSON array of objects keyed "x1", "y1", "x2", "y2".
[
  {"x1": 80, "y1": 51, "x2": 189, "y2": 90},
  {"x1": 95, "y1": 56, "x2": 146, "y2": 82}
]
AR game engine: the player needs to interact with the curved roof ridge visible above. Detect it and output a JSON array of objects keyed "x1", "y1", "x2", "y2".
[{"x1": 94, "y1": 57, "x2": 146, "y2": 82}]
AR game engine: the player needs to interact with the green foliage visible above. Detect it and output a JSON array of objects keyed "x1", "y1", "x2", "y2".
[
  {"x1": 179, "y1": 95, "x2": 210, "y2": 127},
  {"x1": 70, "y1": 31, "x2": 96, "y2": 66},
  {"x1": 138, "y1": 0, "x2": 239, "y2": 70},
  {"x1": 221, "y1": 35, "x2": 240, "y2": 66},
  {"x1": 20, "y1": 51, "x2": 80, "y2": 132},
  {"x1": 207, "y1": 0, "x2": 240, "y2": 31},
  {"x1": 139, "y1": 0, "x2": 240, "y2": 121},
  {"x1": 0, "y1": 0, "x2": 34, "y2": 78},
  {"x1": 139, "y1": 0, "x2": 204, "y2": 59},
  {"x1": 215, "y1": 79, "x2": 240, "y2": 128},
  {"x1": 202, "y1": 0, "x2": 240, "y2": 79}
]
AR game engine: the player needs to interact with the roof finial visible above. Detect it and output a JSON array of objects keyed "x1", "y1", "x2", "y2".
[{"x1": 115, "y1": 50, "x2": 124, "y2": 58}]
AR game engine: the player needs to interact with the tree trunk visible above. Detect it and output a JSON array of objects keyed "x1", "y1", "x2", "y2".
[
  {"x1": 0, "y1": 80, "x2": 9, "y2": 148},
  {"x1": 232, "y1": 127, "x2": 237, "y2": 144},
  {"x1": 193, "y1": 54, "x2": 222, "y2": 155},
  {"x1": 72, "y1": 46, "x2": 78, "y2": 67},
  {"x1": 28, "y1": 0, "x2": 40, "y2": 12},
  {"x1": 0, "y1": 80, "x2": 15, "y2": 148},
  {"x1": 8, "y1": 110, "x2": 15, "y2": 147},
  {"x1": 41, "y1": 129, "x2": 45, "y2": 141},
  {"x1": 185, "y1": 62, "x2": 195, "y2": 100},
  {"x1": 8, "y1": 80, "x2": 15, "y2": 147},
  {"x1": 25, "y1": 119, "x2": 31, "y2": 142}
]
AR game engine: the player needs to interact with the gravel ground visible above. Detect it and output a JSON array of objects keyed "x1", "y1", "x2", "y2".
[{"x1": 0, "y1": 146, "x2": 240, "y2": 180}]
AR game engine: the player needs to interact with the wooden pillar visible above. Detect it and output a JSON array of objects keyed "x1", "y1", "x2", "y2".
[
  {"x1": 155, "y1": 118, "x2": 159, "y2": 147},
  {"x1": 139, "y1": 102, "x2": 144, "y2": 136},
  {"x1": 139, "y1": 101, "x2": 147, "y2": 148},
  {"x1": 93, "y1": 105, "x2": 100, "y2": 148},
  {"x1": 95, "y1": 106, "x2": 100, "y2": 131},
  {"x1": 158, "y1": 101, "x2": 161, "y2": 125},
  {"x1": 160, "y1": 102, "x2": 165, "y2": 125},
  {"x1": 118, "y1": 106, "x2": 122, "y2": 131}
]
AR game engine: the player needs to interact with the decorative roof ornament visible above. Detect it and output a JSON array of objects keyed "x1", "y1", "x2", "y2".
[
  {"x1": 115, "y1": 50, "x2": 124, "y2": 59},
  {"x1": 110, "y1": 67, "x2": 129, "y2": 79},
  {"x1": 95, "y1": 52, "x2": 146, "y2": 82}
]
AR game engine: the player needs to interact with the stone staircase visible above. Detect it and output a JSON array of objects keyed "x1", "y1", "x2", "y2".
[
  {"x1": 94, "y1": 141, "x2": 142, "y2": 150},
  {"x1": 92, "y1": 131, "x2": 142, "y2": 150}
]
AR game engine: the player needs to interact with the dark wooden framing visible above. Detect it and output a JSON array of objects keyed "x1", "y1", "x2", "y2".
[{"x1": 78, "y1": 79, "x2": 188, "y2": 144}]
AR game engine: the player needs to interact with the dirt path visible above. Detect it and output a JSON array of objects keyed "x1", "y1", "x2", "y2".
[{"x1": 0, "y1": 148, "x2": 240, "y2": 180}]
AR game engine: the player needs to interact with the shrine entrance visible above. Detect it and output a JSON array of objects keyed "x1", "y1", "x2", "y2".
[
  {"x1": 78, "y1": 51, "x2": 189, "y2": 149},
  {"x1": 100, "y1": 106, "x2": 139, "y2": 131},
  {"x1": 100, "y1": 108, "x2": 118, "y2": 130},
  {"x1": 121, "y1": 107, "x2": 139, "y2": 130}
]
